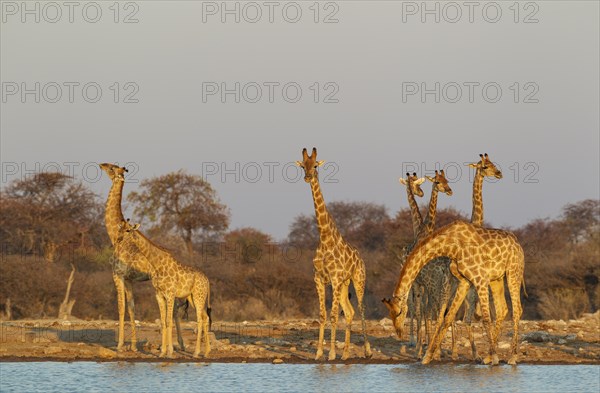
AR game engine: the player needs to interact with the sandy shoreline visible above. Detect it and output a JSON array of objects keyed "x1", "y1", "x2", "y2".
[{"x1": 1, "y1": 313, "x2": 598, "y2": 365}]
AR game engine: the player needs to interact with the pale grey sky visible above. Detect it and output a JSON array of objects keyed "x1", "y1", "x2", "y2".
[{"x1": 1, "y1": 1, "x2": 599, "y2": 240}]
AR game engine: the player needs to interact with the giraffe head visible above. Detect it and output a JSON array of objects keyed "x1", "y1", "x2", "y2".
[
  {"x1": 426, "y1": 170, "x2": 453, "y2": 195},
  {"x1": 398, "y1": 172, "x2": 425, "y2": 197},
  {"x1": 296, "y1": 147, "x2": 324, "y2": 183},
  {"x1": 116, "y1": 219, "x2": 140, "y2": 244},
  {"x1": 468, "y1": 153, "x2": 502, "y2": 179},
  {"x1": 382, "y1": 295, "x2": 408, "y2": 339},
  {"x1": 99, "y1": 163, "x2": 128, "y2": 182}
]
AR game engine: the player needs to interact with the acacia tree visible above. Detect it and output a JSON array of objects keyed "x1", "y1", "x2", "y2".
[
  {"x1": 127, "y1": 170, "x2": 230, "y2": 255},
  {"x1": 0, "y1": 172, "x2": 102, "y2": 261}
]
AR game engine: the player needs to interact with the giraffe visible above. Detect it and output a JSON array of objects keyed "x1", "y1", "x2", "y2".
[
  {"x1": 397, "y1": 172, "x2": 427, "y2": 354},
  {"x1": 418, "y1": 170, "x2": 457, "y2": 359},
  {"x1": 458, "y1": 153, "x2": 503, "y2": 358},
  {"x1": 296, "y1": 147, "x2": 372, "y2": 361},
  {"x1": 399, "y1": 170, "x2": 458, "y2": 360},
  {"x1": 99, "y1": 163, "x2": 186, "y2": 352},
  {"x1": 115, "y1": 219, "x2": 212, "y2": 358},
  {"x1": 383, "y1": 220, "x2": 525, "y2": 366},
  {"x1": 100, "y1": 163, "x2": 147, "y2": 351}
]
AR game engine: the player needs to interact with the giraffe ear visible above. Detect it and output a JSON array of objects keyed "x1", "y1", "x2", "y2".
[
  {"x1": 467, "y1": 163, "x2": 478, "y2": 168},
  {"x1": 382, "y1": 298, "x2": 393, "y2": 312},
  {"x1": 316, "y1": 160, "x2": 325, "y2": 167},
  {"x1": 132, "y1": 224, "x2": 140, "y2": 230},
  {"x1": 398, "y1": 177, "x2": 407, "y2": 186},
  {"x1": 414, "y1": 177, "x2": 426, "y2": 185},
  {"x1": 296, "y1": 161, "x2": 303, "y2": 167},
  {"x1": 425, "y1": 176, "x2": 435, "y2": 183}
]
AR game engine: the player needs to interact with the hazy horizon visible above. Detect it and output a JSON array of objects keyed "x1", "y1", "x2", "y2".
[{"x1": 2, "y1": 1, "x2": 598, "y2": 240}]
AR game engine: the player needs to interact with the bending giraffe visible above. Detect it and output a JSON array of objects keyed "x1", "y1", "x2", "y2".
[
  {"x1": 115, "y1": 220, "x2": 212, "y2": 358},
  {"x1": 100, "y1": 163, "x2": 186, "y2": 352},
  {"x1": 297, "y1": 147, "x2": 372, "y2": 361},
  {"x1": 384, "y1": 220, "x2": 525, "y2": 366}
]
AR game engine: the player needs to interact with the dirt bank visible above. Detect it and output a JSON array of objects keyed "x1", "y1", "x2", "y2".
[{"x1": 1, "y1": 312, "x2": 598, "y2": 364}]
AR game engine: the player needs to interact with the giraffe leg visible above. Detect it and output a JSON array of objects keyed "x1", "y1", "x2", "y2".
[
  {"x1": 155, "y1": 294, "x2": 168, "y2": 357},
  {"x1": 408, "y1": 288, "x2": 415, "y2": 347},
  {"x1": 432, "y1": 295, "x2": 449, "y2": 361},
  {"x1": 507, "y1": 265, "x2": 524, "y2": 365},
  {"x1": 424, "y1": 293, "x2": 431, "y2": 356},
  {"x1": 174, "y1": 301, "x2": 185, "y2": 352},
  {"x1": 314, "y1": 276, "x2": 327, "y2": 361},
  {"x1": 450, "y1": 322, "x2": 457, "y2": 361},
  {"x1": 339, "y1": 283, "x2": 354, "y2": 360},
  {"x1": 423, "y1": 279, "x2": 470, "y2": 365},
  {"x1": 192, "y1": 288, "x2": 210, "y2": 358},
  {"x1": 112, "y1": 273, "x2": 126, "y2": 352},
  {"x1": 475, "y1": 282, "x2": 498, "y2": 366},
  {"x1": 328, "y1": 283, "x2": 343, "y2": 361},
  {"x1": 352, "y1": 272, "x2": 372, "y2": 359},
  {"x1": 202, "y1": 304, "x2": 211, "y2": 358},
  {"x1": 414, "y1": 285, "x2": 424, "y2": 358},
  {"x1": 203, "y1": 280, "x2": 212, "y2": 357},
  {"x1": 124, "y1": 281, "x2": 138, "y2": 352},
  {"x1": 490, "y1": 279, "x2": 508, "y2": 349},
  {"x1": 464, "y1": 289, "x2": 479, "y2": 361},
  {"x1": 165, "y1": 295, "x2": 175, "y2": 358}
]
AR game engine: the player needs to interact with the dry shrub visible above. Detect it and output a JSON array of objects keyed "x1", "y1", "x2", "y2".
[{"x1": 538, "y1": 287, "x2": 591, "y2": 320}]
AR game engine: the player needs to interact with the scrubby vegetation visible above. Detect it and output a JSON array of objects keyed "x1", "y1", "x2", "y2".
[{"x1": 1, "y1": 171, "x2": 598, "y2": 322}]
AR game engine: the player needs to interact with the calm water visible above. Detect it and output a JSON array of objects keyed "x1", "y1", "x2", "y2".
[{"x1": 0, "y1": 362, "x2": 598, "y2": 393}]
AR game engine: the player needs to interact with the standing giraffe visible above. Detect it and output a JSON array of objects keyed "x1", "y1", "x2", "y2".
[
  {"x1": 100, "y1": 163, "x2": 146, "y2": 351},
  {"x1": 383, "y1": 220, "x2": 525, "y2": 365},
  {"x1": 99, "y1": 163, "x2": 186, "y2": 352},
  {"x1": 459, "y1": 153, "x2": 503, "y2": 357},
  {"x1": 296, "y1": 147, "x2": 372, "y2": 361},
  {"x1": 115, "y1": 220, "x2": 212, "y2": 358},
  {"x1": 398, "y1": 172, "x2": 427, "y2": 354}
]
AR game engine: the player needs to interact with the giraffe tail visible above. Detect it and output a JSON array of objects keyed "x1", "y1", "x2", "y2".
[
  {"x1": 183, "y1": 298, "x2": 191, "y2": 320},
  {"x1": 521, "y1": 277, "x2": 528, "y2": 299},
  {"x1": 207, "y1": 285, "x2": 212, "y2": 330}
]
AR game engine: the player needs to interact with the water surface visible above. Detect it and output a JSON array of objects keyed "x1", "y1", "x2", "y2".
[{"x1": 0, "y1": 362, "x2": 598, "y2": 393}]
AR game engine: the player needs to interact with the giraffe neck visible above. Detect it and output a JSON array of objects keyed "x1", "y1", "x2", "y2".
[
  {"x1": 309, "y1": 176, "x2": 339, "y2": 244},
  {"x1": 393, "y1": 231, "x2": 460, "y2": 299},
  {"x1": 471, "y1": 169, "x2": 484, "y2": 226},
  {"x1": 422, "y1": 186, "x2": 439, "y2": 237},
  {"x1": 105, "y1": 179, "x2": 125, "y2": 245},
  {"x1": 406, "y1": 183, "x2": 423, "y2": 238},
  {"x1": 130, "y1": 230, "x2": 176, "y2": 272}
]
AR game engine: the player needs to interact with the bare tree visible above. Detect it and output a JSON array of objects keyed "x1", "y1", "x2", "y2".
[
  {"x1": 58, "y1": 264, "x2": 76, "y2": 320},
  {"x1": 127, "y1": 170, "x2": 230, "y2": 255},
  {"x1": 1, "y1": 173, "x2": 102, "y2": 260}
]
